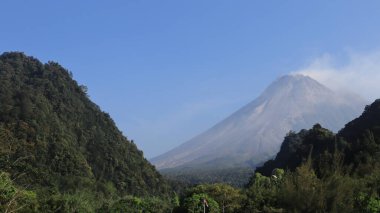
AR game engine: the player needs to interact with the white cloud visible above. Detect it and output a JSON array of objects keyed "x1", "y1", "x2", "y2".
[{"x1": 293, "y1": 51, "x2": 380, "y2": 102}]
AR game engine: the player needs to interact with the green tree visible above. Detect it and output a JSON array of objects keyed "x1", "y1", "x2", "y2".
[
  {"x1": 108, "y1": 195, "x2": 143, "y2": 213},
  {"x1": 242, "y1": 172, "x2": 282, "y2": 212},
  {"x1": 278, "y1": 162, "x2": 325, "y2": 212},
  {"x1": 0, "y1": 172, "x2": 38, "y2": 213},
  {"x1": 187, "y1": 184, "x2": 242, "y2": 213},
  {"x1": 184, "y1": 193, "x2": 219, "y2": 213}
]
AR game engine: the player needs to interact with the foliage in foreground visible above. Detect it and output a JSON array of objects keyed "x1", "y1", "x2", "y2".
[
  {"x1": 242, "y1": 162, "x2": 380, "y2": 212},
  {"x1": 2, "y1": 51, "x2": 380, "y2": 212},
  {"x1": 0, "y1": 172, "x2": 38, "y2": 213}
]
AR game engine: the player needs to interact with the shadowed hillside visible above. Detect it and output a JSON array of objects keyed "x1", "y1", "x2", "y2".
[{"x1": 0, "y1": 52, "x2": 173, "y2": 212}]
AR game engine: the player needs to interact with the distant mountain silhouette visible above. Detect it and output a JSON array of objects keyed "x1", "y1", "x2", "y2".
[{"x1": 152, "y1": 75, "x2": 367, "y2": 170}]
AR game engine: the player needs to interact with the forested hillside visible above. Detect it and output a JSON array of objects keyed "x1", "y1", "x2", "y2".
[
  {"x1": 2, "y1": 52, "x2": 380, "y2": 212},
  {"x1": 171, "y1": 100, "x2": 380, "y2": 212},
  {"x1": 242, "y1": 99, "x2": 380, "y2": 212},
  {"x1": 0, "y1": 52, "x2": 173, "y2": 212},
  {"x1": 161, "y1": 166, "x2": 254, "y2": 188},
  {"x1": 256, "y1": 99, "x2": 380, "y2": 177}
]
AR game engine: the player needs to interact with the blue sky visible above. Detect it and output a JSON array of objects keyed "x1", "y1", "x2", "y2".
[{"x1": 1, "y1": 1, "x2": 380, "y2": 158}]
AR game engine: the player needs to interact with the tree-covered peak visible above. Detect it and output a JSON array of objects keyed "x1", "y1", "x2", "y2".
[
  {"x1": 0, "y1": 52, "x2": 172, "y2": 211},
  {"x1": 256, "y1": 98, "x2": 380, "y2": 178}
]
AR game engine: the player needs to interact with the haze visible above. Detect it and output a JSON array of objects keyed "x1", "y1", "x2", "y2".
[{"x1": 1, "y1": 1, "x2": 380, "y2": 158}]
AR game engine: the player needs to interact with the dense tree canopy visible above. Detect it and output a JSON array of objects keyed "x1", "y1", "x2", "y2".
[
  {"x1": 244, "y1": 99, "x2": 380, "y2": 212},
  {"x1": 0, "y1": 52, "x2": 172, "y2": 211},
  {"x1": 2, "y1": 51, "x2": 380, "y2": 212}
]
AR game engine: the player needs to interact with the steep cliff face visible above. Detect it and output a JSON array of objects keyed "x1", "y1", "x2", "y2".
[{"x1": 152, "y1": 75, "x2": 366, "y2": 169}]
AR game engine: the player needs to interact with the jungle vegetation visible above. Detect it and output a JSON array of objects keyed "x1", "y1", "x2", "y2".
[{"x1": 1, "y1": 52, "x2": 380, "y2": 212}]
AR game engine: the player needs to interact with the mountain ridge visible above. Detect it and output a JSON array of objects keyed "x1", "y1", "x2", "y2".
[
  {"x1": 0, "y1": 52, "x2": 170, "y2": 199},
  {"x1": 152, "y1": 74, "x2": 366, "y2": 170},
  {"x1": 255, "y1": 98, "x2": 380, "y2": 176}
]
